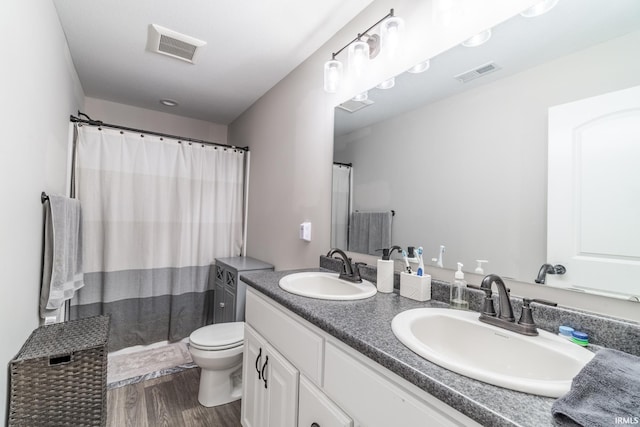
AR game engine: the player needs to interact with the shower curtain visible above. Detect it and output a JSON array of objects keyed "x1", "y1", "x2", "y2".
[
  {"x1": 331, "y1": 164, "x2": 351, "y2": 249},
  {"x1": 70, "y1": 125, "x2": 245, "y2": 350}
]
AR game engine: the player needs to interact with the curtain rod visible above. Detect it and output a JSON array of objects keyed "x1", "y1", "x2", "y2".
[
  {"x1": 70, "y1": 112, "x2": 249, "y2": 152},
  {"x1": 333, "y1": 161, "x2": 352, "y2": 167}
]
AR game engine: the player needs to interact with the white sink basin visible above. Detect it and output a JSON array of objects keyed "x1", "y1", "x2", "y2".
[
  {"x1": 391, "y1": 308, "x2": 594, "y2": 397},
  {"x1": 279, "y1": 272, "x2": 377, "y2": 300}
]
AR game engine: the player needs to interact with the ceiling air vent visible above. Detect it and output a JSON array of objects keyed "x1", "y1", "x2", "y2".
[
  {"x1": 454, "y1": 62, "x2": 501, "y2": 83},
  {"x1": 337, "y1": 98, "x2": 375, "y2": 113},
  {"x1": 147, "y1": 24, "x2": 206, "y2": 64}
]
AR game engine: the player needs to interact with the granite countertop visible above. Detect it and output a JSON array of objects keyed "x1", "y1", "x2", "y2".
[{"x1": 240, "y1": 268, "x2": 558, "y2": 427}]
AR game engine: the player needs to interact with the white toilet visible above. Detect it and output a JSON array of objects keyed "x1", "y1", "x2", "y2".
[{"x1": 189, "y1": 321, "x2": 245, "y2": 407}]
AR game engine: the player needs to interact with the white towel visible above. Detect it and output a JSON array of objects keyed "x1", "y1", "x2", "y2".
[{"x1": 40, "y1": 194, "x2": 84, "y2": 318}]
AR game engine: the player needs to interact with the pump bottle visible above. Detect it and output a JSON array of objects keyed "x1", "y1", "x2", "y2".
[
  {"x1": 450, "y1": 262, "x2": 469, "y2": 310},
  {"x1": 377, "y1": 246, "x2": 401, "y2": 293}
]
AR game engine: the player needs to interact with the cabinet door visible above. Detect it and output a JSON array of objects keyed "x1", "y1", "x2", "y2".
[
  {"x1": 264, "y1": 342, "x2": 299, "y2": 427},
  {"x1": 299, "y1": 375, "x2": 352, "y2": 427},
  {"x1": 242, "y1": 326, "x2": 267, "y2": 427},
  {"x1": 213, "y1": 282, "x2": 225, "y2": 324},
  {"x1": 225, "y1": 269, "x2": 237, "y2": 289},
  {"x1": 223, "y1": 287, "x2": 236, "y2": 323}
]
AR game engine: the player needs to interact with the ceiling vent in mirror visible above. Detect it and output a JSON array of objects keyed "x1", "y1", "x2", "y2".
[
  {"x1": 147, "y1": 24, "x2": 206, "y2": 64},
  {"x1": 454, "y1": 62, "x2": 501, "y2": 83},
  {"x1": 337, "y1": 98, "x2": 375, "y2": 113}
]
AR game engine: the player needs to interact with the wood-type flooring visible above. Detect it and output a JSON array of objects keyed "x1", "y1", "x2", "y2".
[{"x1": 107, "y1": 368, "x2": 242, "y2": 427}]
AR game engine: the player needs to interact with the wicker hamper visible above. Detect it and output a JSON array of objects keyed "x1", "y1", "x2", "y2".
[{"x1": 9, "y1": 315, "x2": 110, "y2": 427}]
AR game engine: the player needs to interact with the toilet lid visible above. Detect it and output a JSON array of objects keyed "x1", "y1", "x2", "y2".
[{"x1": 190, "y1": 322, "x2": 244, "y2": 350}]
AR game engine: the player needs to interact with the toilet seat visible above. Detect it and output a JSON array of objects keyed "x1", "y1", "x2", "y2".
[{"x1": 190, "y1": 322, "x2": 244, "y2": 351}]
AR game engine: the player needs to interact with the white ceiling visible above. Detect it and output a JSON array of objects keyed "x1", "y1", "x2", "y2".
[
  {"x1": 335, "y1": 0, "x2": 640, "y2": 136},
  {"x1": 52, "y1": 0, "x2": 374, "y2": 124}
]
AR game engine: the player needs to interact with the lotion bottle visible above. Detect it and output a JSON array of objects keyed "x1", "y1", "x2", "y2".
[{"x1": 450, "y1": 262, "x2": 469, "y2": 310}]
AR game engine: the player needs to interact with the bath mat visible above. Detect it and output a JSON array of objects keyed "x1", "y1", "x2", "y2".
[{"x1": 107, "y1": 342, "x2": 196, "y2": 389}]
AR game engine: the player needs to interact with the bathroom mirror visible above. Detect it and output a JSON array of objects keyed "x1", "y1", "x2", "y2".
[{"x1": 332, "y1": 0, "x2": 640, "y2": 299}]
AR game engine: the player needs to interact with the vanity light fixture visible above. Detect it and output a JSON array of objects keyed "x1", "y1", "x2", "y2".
[
  {"x1": 376, "y1": 77, "x2": 395, "y2": 90},
  {"x1": 323, "y1": 9, "x2": 405, "y2": 93},
  {"x1": 407, "y1": 59, "x2": 430, "y2": 74},
  {"x1": 520, "y1": 0, "x2": 560, "y2": 18},
  {"x1": 461, "y1": 28, "x2": 492, "y2": 47}
]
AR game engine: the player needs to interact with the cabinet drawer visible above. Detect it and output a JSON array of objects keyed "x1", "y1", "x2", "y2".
[
  {"x1": 246, "y1": 289, "x2": 323, "y2": 384},
  {"x1": 324, "y1": 341, "x2": 480, "y2": 427},
  {"x1": 299, "y1": 375, "x2": 352, "y2": 427}
]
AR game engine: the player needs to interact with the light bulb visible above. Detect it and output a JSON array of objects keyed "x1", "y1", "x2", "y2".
[{"x1": 323, "y1": 60, "x2": 343, "y2": 93}]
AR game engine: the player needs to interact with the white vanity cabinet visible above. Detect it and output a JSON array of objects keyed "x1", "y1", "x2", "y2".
[
  {"x1": 241, "y1": 325, "x2": 298, "y2": 427},
  {"x1": 242, "y1": 288, "x2": 480, "y2": 427},
  {"x1": 299, "y1": 375, "x2": 353, "y2": 427}
]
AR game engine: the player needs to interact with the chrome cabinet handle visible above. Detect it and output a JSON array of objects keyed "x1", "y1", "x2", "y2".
[
  {"x1": 255, "y1": 347, "x2": 262, "y2": 380},
  {"x1": 261, "y1": 355, "x2": 269, "y2": 389}
]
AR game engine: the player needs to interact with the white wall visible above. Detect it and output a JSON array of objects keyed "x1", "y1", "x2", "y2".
[
  {"x1": 229, "y1": 0, "x2": 534, "y2": 270},
  {"x1": 84, "y1": 97, "x2": 228, "y2": 144},
  {"x1": 335, "y1": 30, "x2": 640, "y2": 283},
  {"x1": 0, "y1": 0, "x2": 85, "y2": 420}
]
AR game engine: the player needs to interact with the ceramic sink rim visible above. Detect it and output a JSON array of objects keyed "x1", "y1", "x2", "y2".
[
  {"x1": 391, "y1": 307, "x2": 595, "y2": 397},
  {"x1": 278, "y1": 271, "x2": 377, "y2": 300}
]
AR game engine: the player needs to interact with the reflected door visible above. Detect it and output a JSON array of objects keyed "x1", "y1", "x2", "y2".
[{"x1": 547, "y1": 85, "x2": 640, "y2": 299}]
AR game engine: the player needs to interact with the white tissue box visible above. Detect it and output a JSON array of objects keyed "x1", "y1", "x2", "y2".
[{"x1": 400, "y1": 272, "x2": 431, "y2": 301}]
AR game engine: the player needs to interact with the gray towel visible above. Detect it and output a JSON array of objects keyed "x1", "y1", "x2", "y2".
[
  {"x1": 40, "y1": 194, "x2": 84, "y2": 319},
  {"x1": 348, "y1": 211, "x2": 392, "y2": 255},
  {"x1": 552, "y1": 349, "x2": 640, "y2": 427}
]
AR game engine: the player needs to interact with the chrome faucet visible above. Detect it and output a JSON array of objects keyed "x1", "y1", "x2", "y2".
[
  {"x1": 478, "y1": 274, "x2": 538, "y2": 336},
  {"x1": 534, "y1": 263, "x2": 566, "y2": 284},
  {"x1": 326, "y1": 248, "x2": 363, "y2": 283}
]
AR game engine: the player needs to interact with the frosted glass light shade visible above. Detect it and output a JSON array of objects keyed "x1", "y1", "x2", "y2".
[
  {"x1": 348, "y1": 40, "x2": 370, "y2": 78},
  {"x1": 520, "y1": 0, "x2": 559, "y2": 17},
  {"x1": 407, "y1": 60, "x2": 430, "y2": 74},
  {"x1": 376, "y1": 77, "x2": 395, "y2": 90},
  {"x1": 352, "y1": 91, "x2": 368, "y2": 102},
  {"x1": 380, "y1": 16, "x2": 405, "y2": 58},
  {"x1": 323, "y1": 60, "x2": 343, "y2": 93},
  {"x1": 461, "y1": 28, "x2": 492, "y2": 47}
]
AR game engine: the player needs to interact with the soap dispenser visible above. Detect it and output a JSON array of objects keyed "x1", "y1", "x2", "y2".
[
  {"x1": 450, "y1": 262, "x2": 469, "y2": 310},
  {"x1": 475, "y1": 260, "x2": 488, "y2": 275},
  {"x1": 377, "y1": 246, "x2": 401, "y2": 293}
]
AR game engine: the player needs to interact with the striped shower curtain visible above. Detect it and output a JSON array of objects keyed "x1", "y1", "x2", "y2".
[{"x1": 70, "y1": 125, "x2": 245, "y2": 351}]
